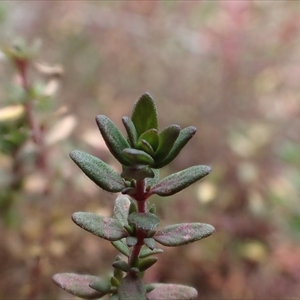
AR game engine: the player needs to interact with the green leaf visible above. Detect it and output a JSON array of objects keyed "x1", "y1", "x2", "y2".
[
  {"x1": 150, "y1": 165, "x2": 211, "y2": 196},
  {"x1": 128, "y1": 212, "x2": 159, "y2": 232},
  {"x1": 72, "y1": 212, "x2": 128, "y2": 241},
  {"x1": 112, "y1": 260, "x2": 130, "y2": 273},
  {"x1": 146, "y1": 284, "x2": 155, "y2": 293},
  {"x1": 126, "y1": 236, "x2": 138, "y2": 247},
  {"x1": 129, "y1": 201, "x2": 137, "y2": 214},
  {"x1": 152, "y1": 126, "x2": 197, "y2": 168},
  {"x1": 131, "y1": 93, "x2": 158, "y2": 137},
  {"x1": 96, "y1": 115, "x2": 130, "y2": 165},
  {"x1": 121, "y1": 187, "x2": 137, "y2": 197},
  {"x1": 140, "y1": 247, "x2": 164, "y2": 258},
  {"x1": 111, "y1": 240, "x2": 130, "y2": 257},
  {"x1": 89, "y1": 278, "x2": 111, "y2": 294},
  {"x1": 138, "y1": 129, "x2": 159, "y2": 151},
  {"x1": 70, "y1": 150, "x2": 125, "y2": 193},
  {"x1": 154, "y1": 223, "x2": 215, "y2": 246},
  {"x1": 138, "y1": 257, "x2": 157, "y2": 272},
  {"x1": 118, "y1": 273, "x2": 147, "y2": 300},
  {"x1": 122, "y1": 148, "x2": 155, "y2": 165},
  {"x1": 113, "y1": 195, "x2": 131, "y2": 226},
  {"x1": 137, "y1": 139, "x2": 155, "y2": 156},
  {"x1": 143, "y1": 238, "x2": 156, "y2": 250},
  {"x1": 121, "y1": 165, "x2": 154, "y2": 181},
  {"x1": 148, "y1": 204, "x2": 156, "y2": 215},
  {"x1": 154, "y1": 125, "x2": 181, "y2": 163},
  {"x1": 110, "y1": 276, "x2": 120, "y2": 287},
  {"x1": 52, "y1": 273, "x2": 105, "y2": 299},
  {"x1": 122, "y1": 116, "x2": 138, "y2": 147},
  {"x1": 145, "y1": 168, "x2": 160, "y2": 187},
  {"x1": 147, "y1": 283, "x2": 198, "y2": 300}
]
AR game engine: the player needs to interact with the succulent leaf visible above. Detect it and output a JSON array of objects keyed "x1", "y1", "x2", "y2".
[
  {"x1": 89, "y1": 278, "x2": 111, "y2": 294},
  {"x1": 137, "y1": 139, "x2": 155, "y2": 156},
  {"x1": 113, "y1": 195, "x2": 131, "y2": 226},
  {"x1": 126, "y1": 236, "x2": 138, "y2": 247},
  {"x1": 112, "y1": 260, "x2": 130, "y2": 273},
  {"x1": 152, "y1": 126, "x2": 197, "y2": 168},
  {"x1": 70, "y1": 150, "x2": 125, "y2": 193},
  {"x1": 154, "y1": 124, "x2": 181, "y2": 162},
  {"x1": 138, "y1": 128, "x2": 159, "y2": 151},
  {"x1": 131, "y1": 93, "x2": 158, "y2": 137},
  {"x1": 145, "y1": 168, "x2": 160, "y2": 187},
  {"x1": 96, "y1": 115, "x2": 130, "y2": 165},
  {"x1": 111, "y1": 240, "x2": 130, "y2": 257},
  {"x1": 121, "y1": 165, "x2": 154, "y2": 181},
  {"x1": 154, "y1": 223, "x2": 215, "y2": 246},
  {"x1": 122, "y1": 116, "x2": 138, "y2": 147},
  {"x1": 72, "y1": 212, "x2": 128, "y2": 241},
  {"x1": 139, "y1": 247, "x2": 164, "y2": 258},
  {"x1": 128, "y1": 212, "x2": 160, "y2": 232},
  {"x1": 150, "y1": 165, "x2": 211, "y2": 196},
  {"x1": 138, "y1": 257, "x2": 157, "y2": 272},
  {"x1": 118, "y1": 273, "x2": 147, "y2": 300},
  {"x1": 147, "y1": 283, "x2": 198, "y2": 300},
  {"x1": 122, "y1": 148, "x2": 155, "y2": 165},
  {"x1": 52, "y1": 273, "x2": 105, "y2": 299},
  {"x1": 143, "y1": 238, "x2": 156, "y2": 250}
]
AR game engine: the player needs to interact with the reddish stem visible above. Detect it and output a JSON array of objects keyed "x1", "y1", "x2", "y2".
[
  {"x1": 128, "y1": 179, "x2": 149, "y2": 267},
  {"x1": 16, "y1": 58, "x2": 47, "y2": 172}
]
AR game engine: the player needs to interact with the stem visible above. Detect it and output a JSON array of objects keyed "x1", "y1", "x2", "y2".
[
  {"x1": 128, "y1": 179, "x2": 148, "y2": 267},
  {"x1": 16, "y1": 58, "x2": 47, "y2": 172},
  {"x1": 17, "y1": 59, "x2": 43, "y2": 146}
]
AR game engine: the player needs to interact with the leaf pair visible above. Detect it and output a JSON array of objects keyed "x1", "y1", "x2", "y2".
[{"x1": 52, "y1": 273, "x2": 198, "y2": 300}]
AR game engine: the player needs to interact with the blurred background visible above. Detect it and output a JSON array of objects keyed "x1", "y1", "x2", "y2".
[{"x1": 1, "y1": 1, "x2": 300, "y2": 299}]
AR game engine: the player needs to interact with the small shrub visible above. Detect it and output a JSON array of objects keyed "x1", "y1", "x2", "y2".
[{"x1": 53, "y1": 92, "x2": 214, "y2": 299}]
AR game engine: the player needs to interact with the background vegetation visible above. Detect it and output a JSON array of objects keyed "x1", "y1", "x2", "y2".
[{"x1": 1, "y1": 1, "x2": 300, "y2": 299}]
